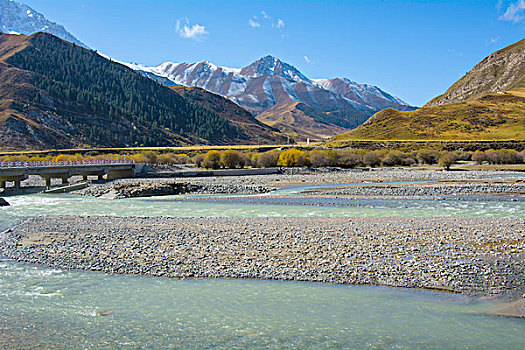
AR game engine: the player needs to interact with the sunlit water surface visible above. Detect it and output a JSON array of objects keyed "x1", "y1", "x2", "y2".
[
  {"x1": 1, "y1": 260, "x2": 524, "y2": 349},
  {"x1": 0, "y1": 192, "x2": 523, "y2": 230}
]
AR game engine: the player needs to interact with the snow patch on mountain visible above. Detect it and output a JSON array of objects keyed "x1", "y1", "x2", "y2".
[
  {"x1": 0, "y1": 0, "x2": 87, "y2": 48},
  {"x1": 118, "y1": 55, "x2": 415, "y2": 116}
]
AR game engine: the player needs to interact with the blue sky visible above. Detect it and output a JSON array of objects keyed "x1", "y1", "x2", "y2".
[{"x1": 21, "y1": 0, "x2": 525, "y2": 106}]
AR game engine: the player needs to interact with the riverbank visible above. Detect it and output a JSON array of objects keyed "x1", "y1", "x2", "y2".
[{"x1": 2, "y1": 216, "x2": 524, "y2": 304}]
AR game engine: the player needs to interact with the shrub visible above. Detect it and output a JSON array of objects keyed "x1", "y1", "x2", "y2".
[
  {"x1": 471, "y1": 150, "x2": 486, "y2": 164},
  {"x1": 417, "y1": 149, "x2": 440, "y2": 165},
  {"x1": 238, "y1": 152, "x2": 252, "y2": 168},
  {"x1": 158, "y1": 153, "x2": 178, "y2": 165},
  {"x1": 498, "y1": 149, "x2": 522, "y2": 164},
  {"x1": 55, "y1": 154, "x2": 69, "y2": 162},
  {"x1": 175, "y1": 154, "x2": 190, "y2": 164},
  {"x1": 309, "y1": 150, "x2": 330, "y2": 167},
  {"x1": 194, "y1": 154, "x2": 205, "y2": 168},
  {"x1": 439, "y1": 152, "x2": 458, "y2": 170},
  {"x1": 325, "y1": 149, "x2": 338, "y2": 167},
  {"x1": 402, "y1": 157, "x2": 416, "y2": 166},
  {"x1": 220, "y1": 150, "x2": 242, "y2": 169},
  {"x1": 485, "y1": 149, "x2": 500, "y2": 164},
  {"x1": 277, "y1": 149, "x2": 309, "y2": 167},
  {"x1": 362, "y1": 151, "x2": 381, "y2": 168},
  {"x1": 202, "y1": 150, "x2": 221, "y2": 169},
  {"x1": 139, "y1": 151, "x2": 158, "y2": 164},
  {"x1": 256, "y1": 150, "x2": 281, "y2": 168},
  {"x1": 382, "y1": 151, "x2": 405, "y2": 166},
  {"x1": 336, "y1": 150, "x2": 361, "y2": 168},
  {"x1": 455, "y1": 151, "x2": 472, "y2": 161}
]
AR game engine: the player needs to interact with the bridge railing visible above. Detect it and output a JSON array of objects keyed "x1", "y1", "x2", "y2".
[{"x1": 0, "y1": 159, "x2": 135, "y2": 169}]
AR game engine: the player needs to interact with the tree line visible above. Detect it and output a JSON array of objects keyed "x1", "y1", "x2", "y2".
[{"x1": 3, "y1": 148, "x2": 523, "y2": 171}]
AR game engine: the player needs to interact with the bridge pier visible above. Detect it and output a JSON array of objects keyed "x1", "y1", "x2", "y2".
[
  {"x1": 0, "y1": 174, "x2": 28, "y2": 191},
  {"x1": 0, "y1": 161, "x2": 136, "y2": 191}
]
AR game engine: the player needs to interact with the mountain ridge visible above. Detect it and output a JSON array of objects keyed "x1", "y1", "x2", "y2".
[
  {"x1": 123, "y1": 55, "x2": 416, "y2": 140},
  {"x1": 0, "y1": 32, "x2": 285, "y2": 150},
  {"x1": 426, "y1": 38, "x2": 525, "y2": 107}
]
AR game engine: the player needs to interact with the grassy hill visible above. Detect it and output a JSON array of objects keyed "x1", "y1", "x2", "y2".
[{"x1": 334, "y1": 92, "x2": 524, "y2": 141}]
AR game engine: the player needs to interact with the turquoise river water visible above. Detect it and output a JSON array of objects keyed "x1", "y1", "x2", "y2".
[{"x1": 0, "y1": 188, "x2": 524, "y2": 349}]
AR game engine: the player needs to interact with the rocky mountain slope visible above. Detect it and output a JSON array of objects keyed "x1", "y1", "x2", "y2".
[
  {"x1": 125, "y1": 56, "x2": 416, "y2": 140},
  {"x1": 0, "y1": 0, "x2": 86, "y2": 47},
  {"x1": 0, "y1": 32, "x2": 284, "y2": 150},
  {"x1": 335, "y1": 38, "x2": 525, "y2": 142},
  {"x1": 426, "y1": 38, "x2": 525, "y2": 107}
]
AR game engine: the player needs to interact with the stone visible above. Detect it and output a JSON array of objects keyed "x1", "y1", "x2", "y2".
[{"x1": 0, "y1": 198, "x2": 9, "y2": 206}]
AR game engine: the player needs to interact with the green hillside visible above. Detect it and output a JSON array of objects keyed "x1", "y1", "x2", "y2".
[{"x1": 0, "y1": 32, "x2": 260, "y2": 150}]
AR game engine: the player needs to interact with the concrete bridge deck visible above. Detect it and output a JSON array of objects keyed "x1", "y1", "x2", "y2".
[{"x1": 0, "y1": 160, "x2": 137, "y2": 190}]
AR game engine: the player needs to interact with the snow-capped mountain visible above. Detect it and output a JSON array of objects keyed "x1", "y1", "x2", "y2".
[
  {"x1": 313, "y1": 78, "x2": 411, "y2": 112},
  {"x1": 124, "y1": 55, "x2": 415, "y2": 116},
  {"x1": 0, "y1": 0, "x2": 86, "y2": 47}
]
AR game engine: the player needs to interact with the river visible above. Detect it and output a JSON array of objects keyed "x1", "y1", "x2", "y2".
[{"x1": 0, "y1": 189, "x2": 524, "y2": 349}]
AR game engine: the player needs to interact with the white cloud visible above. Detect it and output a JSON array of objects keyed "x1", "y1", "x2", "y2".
[
  {"x1": 499, "y1": 0, "x2": 525, "y2": 22},
  {"x1": 490, "y1": 37, "x2": 500, "y2": 44},
  {"x1": 176, "y1": 17, "x2": 208, "y2": 41},
  {"x1": 251, "y1": 12, "x2": 285, "y2": 31},
  {"x1": 304, "y1": 55, "x2": 311, "y2": 63},
  {"x1": 248, "y1": 18, "x2": 261, "y2": 28}
]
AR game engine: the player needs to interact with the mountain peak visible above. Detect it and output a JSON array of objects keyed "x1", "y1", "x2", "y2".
[
  {"x1": 0, "y1": 0, "x2": 87, "y2": 47},
  {"x1": 240, "y1": 55, "x2": 310, "y2": 83}
]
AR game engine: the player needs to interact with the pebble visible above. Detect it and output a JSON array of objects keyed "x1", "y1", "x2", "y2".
[{"x1": 2, "y1": 216, "x2": 524, "y2": 298}]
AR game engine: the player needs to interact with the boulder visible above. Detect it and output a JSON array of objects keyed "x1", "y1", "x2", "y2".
[{"x1": 0, "y1": 198, "x2": 9, "y2": 206}]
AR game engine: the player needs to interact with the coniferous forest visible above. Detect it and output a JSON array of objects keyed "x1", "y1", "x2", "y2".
[{"x1": 6, "y1": 33, "x2": 242, "y2": 146}]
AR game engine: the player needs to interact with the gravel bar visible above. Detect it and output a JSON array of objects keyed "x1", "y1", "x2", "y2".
[{"x1": 2, "y1": 216, "x2": 524, "y2": 298}]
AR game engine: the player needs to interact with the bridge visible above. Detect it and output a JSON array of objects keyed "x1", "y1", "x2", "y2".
[{"x1": 0, "y1": 160, "x2": 138, "y2": 190}]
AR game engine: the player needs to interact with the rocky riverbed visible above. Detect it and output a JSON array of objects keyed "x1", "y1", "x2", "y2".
[
  {"x1": 68, "y1": 168, "x2": 525, "y2": 199},
  {"x1": 2, "y1": 216, "x2": 524, "y2": 300},
  {"x1": 75, "y1": 178, "x2": 276, "y2": 198},
  {"x1": 303, "y1": 182, "x2": 525, "y2": 198}
]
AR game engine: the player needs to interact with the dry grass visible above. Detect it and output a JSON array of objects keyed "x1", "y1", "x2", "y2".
[{"x1": 336, "y1": 93, "x2": 525, "y2": 142}]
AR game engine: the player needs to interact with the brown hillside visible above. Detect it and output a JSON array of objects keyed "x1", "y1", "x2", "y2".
[
  {"x1": 256, "y1": 101, "x2": 349, "y2": 141},
  {"x1": 427, "y1": 38, "x2": 525, "y2": 107}
]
